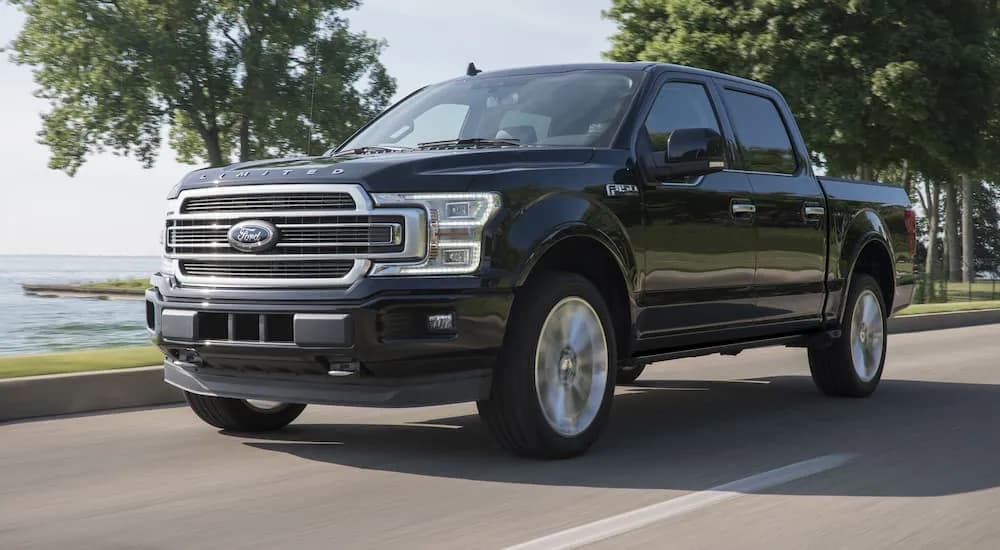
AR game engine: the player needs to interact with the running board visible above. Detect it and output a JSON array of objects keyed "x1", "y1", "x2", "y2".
[{"x1": 633, "y1": 331, "x2": 837, "y2": 364}]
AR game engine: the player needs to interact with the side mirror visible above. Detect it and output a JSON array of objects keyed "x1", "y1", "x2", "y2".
[{"x1": 646, "y1": 128, "x2": 726, "y2": 181}]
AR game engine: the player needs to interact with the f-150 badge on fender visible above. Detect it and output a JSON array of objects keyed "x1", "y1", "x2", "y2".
[{"x1": 605, "y1": 184, "x2": 639, "y2": 197}]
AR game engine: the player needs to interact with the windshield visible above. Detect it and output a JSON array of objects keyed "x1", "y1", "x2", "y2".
[{"x1": 339, "y1": 69, "x2": 644, "y2": 151}]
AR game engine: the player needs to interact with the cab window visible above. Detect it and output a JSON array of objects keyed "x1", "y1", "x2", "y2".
[
  {"x1": 722, "y1": 90, "x2": 798, "y2": 174},
  {"x1": 644, "y1": 82, "x2": 721, "y2": 152}
]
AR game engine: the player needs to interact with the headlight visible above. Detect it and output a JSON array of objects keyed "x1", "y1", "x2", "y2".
[
  {"x1": 369, "y1": 192, "x2": 501, "y2": 276},
  {"x1": 160, "y1": 198, "x2": 179, "y2": 275}
]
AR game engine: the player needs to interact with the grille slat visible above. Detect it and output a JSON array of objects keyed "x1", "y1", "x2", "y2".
[
  {"x1": 181, "y1": 260, "x2": 355, "y2": 279},
  {"x1": 182, "y1": 192, "x2": 355, "y2": 213}
]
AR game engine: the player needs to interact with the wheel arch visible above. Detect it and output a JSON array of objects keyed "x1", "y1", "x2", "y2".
[
  {"x1": 513, "y1": 230, "x2": 636, "y2": 361},
  {"x1": 839, "y1": 235, "x2": 896, "y2": 323}
]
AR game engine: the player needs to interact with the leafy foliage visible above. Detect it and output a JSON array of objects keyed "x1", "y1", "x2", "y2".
[
  {"x1": 9, "y1": 0, "x2": 396, "y2": 173},
  {"x1": 604, "y1": 0, "x2": 1000, "y2": 179}
]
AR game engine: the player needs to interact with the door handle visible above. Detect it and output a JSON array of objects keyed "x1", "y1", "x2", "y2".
[
  {"x1": 731, "y1": 202, "x2": 756, "y2": 216},
  {"x1": 803, "y1": 205, "x2": 825, "y2": 218}
]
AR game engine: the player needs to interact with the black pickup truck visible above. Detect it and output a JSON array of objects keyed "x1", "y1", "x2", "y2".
[{"x1": 147, "y1": 62, "x2": 916, "y2": 458}]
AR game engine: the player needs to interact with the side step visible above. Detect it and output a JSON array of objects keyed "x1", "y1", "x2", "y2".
[{"x1": 633, "y1": 330, "x2": 839, "y2": 364}]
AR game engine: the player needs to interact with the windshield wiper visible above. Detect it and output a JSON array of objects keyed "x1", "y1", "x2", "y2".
[
  {"x1": 417, "y1": 138, "x2": 522, "y2": 149},
  {"x1": 329, "y1": 144, "x2": 413, "y2": 157}
]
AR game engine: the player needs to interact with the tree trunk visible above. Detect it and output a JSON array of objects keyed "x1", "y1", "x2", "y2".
[
  {"x1": 945, "y1": 182, "x2": 961, "y2": 282},
  {"x1": 924, "y1": 180, "x2": 939, "y2": 281},
  {"x1": 901, "y1": 160, "x2": 912, "y2": 197},
  {"x1": 240, "y1": 7, "x2": 261, "y2": 163},
  {"x1": 961, "y1": 175, "x2": 975, "y2": 282},
  {"x1": 239, "y1": 114, "x2": 251, "y2": 162},
  {"x1": 203, "y1": 127, "x2": 224, "y2": 167}
]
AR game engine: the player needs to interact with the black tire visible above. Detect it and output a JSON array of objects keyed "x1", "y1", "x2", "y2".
[
  {"x1": 808, "y1": 273, "x2": 887, "y2": 397},
  {"x1": 616, "y1": 363, "x2": 647, "y2": 385},
  {"x1": 185, "y1": 392, "x2": 306, "y2": 432},
  {"x1": 477, "y1": 271, "x2": 617, "y2": 459}
]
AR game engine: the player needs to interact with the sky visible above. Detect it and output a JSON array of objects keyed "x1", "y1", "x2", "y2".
[{"x1": 0, "y1": 1, "x2": 617, "y2": 256}]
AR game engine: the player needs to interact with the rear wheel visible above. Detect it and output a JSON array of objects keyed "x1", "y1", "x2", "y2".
[
  {"x1": 185, "y1": 392, "x2": 306, "y2": 432},
  {"x1": 478, "y1": 272, "x2": 617, "y2": 459},
  {"x1": 808, "y1": 273, "x2": 887, "y2": 397}
]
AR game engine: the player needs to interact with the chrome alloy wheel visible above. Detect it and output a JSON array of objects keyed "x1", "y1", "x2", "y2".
[
  {"x1": 244, "y1": 400, "x2": 287, "y2": 412},
  {"x1": 850, "y1": 289, "x2": 885, "y2": 383},
  {"x1": 534, "y1": 296, "x2": 610, "y2": 437}
]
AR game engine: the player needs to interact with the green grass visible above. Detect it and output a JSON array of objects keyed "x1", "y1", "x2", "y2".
[
  {"x1": 75, "y1": 277, "x2": 150, "y2": 291},
  {"x1": 937, "y1": 280, "x2": 1000, "y2": 302},
  {"x1": 896, "y1": 300, "x2": 1000, "y2": 316},
  {"x1": 0, "y1": 346, "x2": 163, "y2": 379}
]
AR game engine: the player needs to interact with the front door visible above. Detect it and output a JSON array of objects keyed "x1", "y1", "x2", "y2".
[{"x1": 635, "y1": 77, "x2": 757, "y2": 350}]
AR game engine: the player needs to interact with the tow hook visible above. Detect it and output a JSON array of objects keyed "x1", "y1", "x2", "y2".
[{"x1": 327, "y1": 362, "x2": 361, "y2": 377}]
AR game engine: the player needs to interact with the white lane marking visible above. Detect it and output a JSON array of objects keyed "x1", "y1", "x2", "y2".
[{"x1": 505, "y1": 453, "x2": 856, "y2": 550}]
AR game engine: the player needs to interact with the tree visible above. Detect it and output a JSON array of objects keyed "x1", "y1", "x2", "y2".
[
  {"x1": 8, "y1": 0, "x2": 395, "y2": 174},
  {"x1": 603, "y1": 0, "x2": 998, "y2": 180},
  {"x1": 945, "y1": 182, "x2": 961, "y2": 282},
  {"x1": 916, "y1": 177, "x2": 941, "y2": 289},
  {"x1": 961, "y1": 175, "x2": 975, "y2": 282},
  {"x1": 964, "y1": 181, "x2": 1000, "y2": 275}
]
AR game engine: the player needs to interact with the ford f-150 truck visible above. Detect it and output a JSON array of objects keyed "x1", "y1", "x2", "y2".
[{"x1": 147, "y1": 62, "x2": 916, "y2": 458}]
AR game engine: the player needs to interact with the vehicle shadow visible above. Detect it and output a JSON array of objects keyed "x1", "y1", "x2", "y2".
[{"x1": 242, "y1": 375, "x2": 1000, "y2": 497}]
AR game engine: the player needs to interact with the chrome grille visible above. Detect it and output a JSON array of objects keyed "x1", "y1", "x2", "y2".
[
  {"x1": 165, "y1": 216, "x2": 404, "y2": 255},
  {"x1": 181, "y1": 192, "x2": 355, "y2": 213},
  {"x1": 180, "y1": 260, "x2": 355, "y2": 279},
  {"x1": 165, "y1": 184, "x2": 426, "y2": 288}
]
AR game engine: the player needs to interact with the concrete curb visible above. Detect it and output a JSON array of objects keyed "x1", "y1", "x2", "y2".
[
  {"x1": 888, "y1": 308, "x2": 1000, "y2": 334},
  {"x1": 2, "y1": 308, "x2": 999, "y2": 423},
  {"x1": 0, "y1": 366, "x2": 183, "y2": 423}
]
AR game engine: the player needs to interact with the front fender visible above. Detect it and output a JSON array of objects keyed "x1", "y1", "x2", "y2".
[{"x1": 494, "y1": 191, "x2": 638, "y2": 291}]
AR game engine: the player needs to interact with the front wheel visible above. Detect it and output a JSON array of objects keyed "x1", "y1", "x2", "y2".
[
  {"x1": 808, "y1": 273, "x2": 887, "y2": 397},
  {"x1": 185, "y1": 393, "x2": 306, "y2": 432},
  {"x1": 478, "y1": 272, "x2": 617, "y2": 459},
  {"x1": 616, "y1": 363, "x2": 646, "y2": 385}
]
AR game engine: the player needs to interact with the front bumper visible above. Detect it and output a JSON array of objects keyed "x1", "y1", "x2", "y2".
[
  {"x1": 146, "y1": 275, "x2": 512, "y2": 407},
  {"x1": 164, "y1": 357, "x2": 492, "y2": 407}
]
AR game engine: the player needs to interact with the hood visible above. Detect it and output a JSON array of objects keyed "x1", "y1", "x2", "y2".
[{"x1": 169, "y1": 147, "x2": 596, "y2": 198}]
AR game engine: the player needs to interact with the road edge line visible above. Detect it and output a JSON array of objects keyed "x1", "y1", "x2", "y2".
[{"x1": 888, "y1": 307, "x2": 1000, "y2": 334}]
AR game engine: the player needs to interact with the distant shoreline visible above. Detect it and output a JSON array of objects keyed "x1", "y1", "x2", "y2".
[
  {"x1": 21, "y1": 279, "x2": 147, "y2": 300},
  {"x1": 1, "y1": 253, "x2": 160, "y2": 259}
]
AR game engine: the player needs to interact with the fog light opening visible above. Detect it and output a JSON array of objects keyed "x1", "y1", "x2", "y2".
[{"x1": 427, "y1": 313, "x2": 455, "y2": 332}]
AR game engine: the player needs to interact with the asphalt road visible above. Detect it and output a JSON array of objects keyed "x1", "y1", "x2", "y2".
[{"x1": 3, "y1": 325, "x2": 1000, "y2": 550}]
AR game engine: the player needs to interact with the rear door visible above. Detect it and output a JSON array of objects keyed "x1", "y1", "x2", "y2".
[
  {"x1": 717, "y1": 84, "x2": 827, "y2": 327},
  {"x1": 635, "y1": 74, "x2": 758, "y2": 349}
]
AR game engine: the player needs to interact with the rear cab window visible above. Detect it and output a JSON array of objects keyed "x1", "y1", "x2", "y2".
[{"x1": 721, "y1": 89, "x2": 799, "y2": 174}]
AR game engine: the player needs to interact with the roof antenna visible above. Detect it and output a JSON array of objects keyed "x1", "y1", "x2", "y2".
[{"x1": 466, "y1": 62, "x2": 482, "y2": 76}]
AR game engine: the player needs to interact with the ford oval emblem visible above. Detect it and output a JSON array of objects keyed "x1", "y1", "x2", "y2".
[{"x1": 227, "y1": 220, "x2": 279, "y2": 253}]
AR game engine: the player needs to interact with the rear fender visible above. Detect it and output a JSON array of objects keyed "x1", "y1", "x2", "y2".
[{"x1": 833, "y1": 209, "x2": 895, "y2": 322}]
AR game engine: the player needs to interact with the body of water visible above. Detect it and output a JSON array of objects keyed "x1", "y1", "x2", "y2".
[{"x1": 0, "y1": 255, "x2": 159, "y2": 355}]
